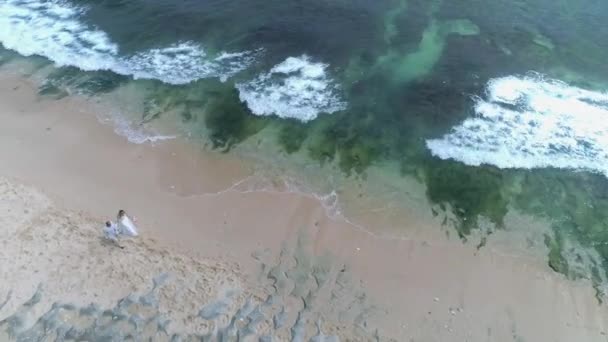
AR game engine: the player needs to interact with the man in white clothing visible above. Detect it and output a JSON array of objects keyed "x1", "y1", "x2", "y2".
[{"x1": 103, "y1": 221, "x2": 123, "y2": 248}]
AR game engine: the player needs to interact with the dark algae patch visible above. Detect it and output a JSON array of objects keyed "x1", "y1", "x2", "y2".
[
  {"x1": 202, "y1": 87, "x2": 269, "y2": 151},
  {"x1": 8, "y1": 0, "x2": 608, "y2": 298},
  {"x1": 38, "y1": 67, "x2": 127, "y2": 96},
  {"x1": 423, "y1": 160, "x2": 509, "y2": 240},
  {"x1": 513, "y1": 171, "x2": 608, "y2": 295}
]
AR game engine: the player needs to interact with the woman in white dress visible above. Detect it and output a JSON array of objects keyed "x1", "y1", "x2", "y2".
[{"x1": 117, "y1": 209, "x2": 139, "y2": 237}]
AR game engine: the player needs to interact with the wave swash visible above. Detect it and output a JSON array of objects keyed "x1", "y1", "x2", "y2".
[{"x1": 426, "y1": 74, "x2": 608, "y2": 176}]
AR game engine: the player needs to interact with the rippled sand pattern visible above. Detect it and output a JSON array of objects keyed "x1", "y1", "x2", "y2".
[{"x1": 1, "y1": 254, "x2": 376, "y2": 341}]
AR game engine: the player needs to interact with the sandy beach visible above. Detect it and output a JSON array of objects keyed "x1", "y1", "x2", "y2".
[{"x1": 1, "y1": 71, "x2": 608, "y2": 341}]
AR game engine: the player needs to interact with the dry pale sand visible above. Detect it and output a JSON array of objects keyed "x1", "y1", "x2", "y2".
[
  {"x1": 0, "y1": 176, "x2": 244, "y2": 334},
  {"x1": 0, "y1": 176, "x2": 383, "y2": 341},
  {"x1": 0, "y1": 70, "x2": 607, "y2": 341}
]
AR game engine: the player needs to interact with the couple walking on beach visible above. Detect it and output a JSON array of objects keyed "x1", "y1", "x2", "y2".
[{"x1": 103, "y1": 209, "x2": 138, "y2": 248}]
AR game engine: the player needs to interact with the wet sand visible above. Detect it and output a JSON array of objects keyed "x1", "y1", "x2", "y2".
[{"x1": 0, "y1": 71, "x2": 607, "y2": 341}]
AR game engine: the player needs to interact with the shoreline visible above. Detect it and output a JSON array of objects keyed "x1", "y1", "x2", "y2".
[{"x1": 1, "y1": 70, "x2": 607, "y2": 340}]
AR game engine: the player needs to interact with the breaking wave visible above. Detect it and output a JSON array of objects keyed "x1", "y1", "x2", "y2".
[
  {"x1": 426, "y1": 74, "x2": 608, "y2": 176},
  {"x1": 236, "y1": 55, "x2": 346, "y2": 122},
  {"x1": 0, "y1": 0, "x2": 256, "y2": 84}
]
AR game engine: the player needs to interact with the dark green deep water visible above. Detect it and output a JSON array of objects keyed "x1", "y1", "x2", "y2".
[{"x1": 3, "y1": 0, "x2": 608, "y2": 296}]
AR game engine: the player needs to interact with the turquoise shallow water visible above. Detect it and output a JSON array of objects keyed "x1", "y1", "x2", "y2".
[{"x1": 2, "y1": 0, "x2": 608, "y2": 296}]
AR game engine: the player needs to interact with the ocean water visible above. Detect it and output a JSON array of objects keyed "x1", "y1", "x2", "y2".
[{"x1": 3, "y1": 0, "x2": 608, "y2": 299}]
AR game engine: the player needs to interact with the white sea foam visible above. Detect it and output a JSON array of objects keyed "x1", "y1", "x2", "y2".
[
  {"x1": 122, "y1": 43, "x2": 258, "y2": 84},
  {"x1": 107, "y1": 113, "x2": 176, "y2": 144},
  {"x1": 0, "y1": 0, "x2": 256, "y2": 84},
  {"x1": 236, "y1": 55, "x2": 346, "y2": 122},
  {"x1": 426, "y1": 73, "x2": 608, "y2": 176}
]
